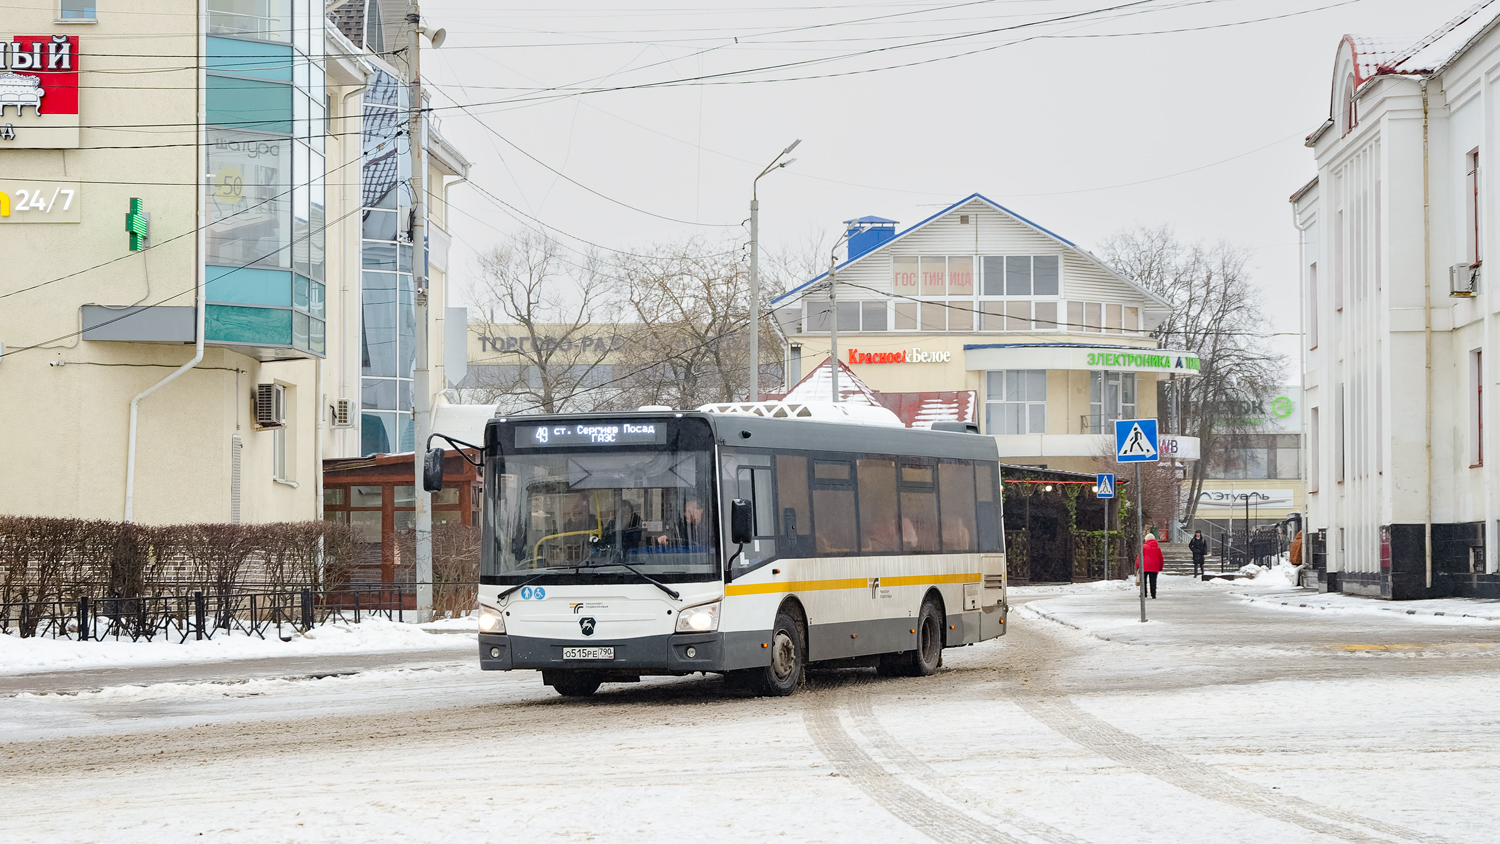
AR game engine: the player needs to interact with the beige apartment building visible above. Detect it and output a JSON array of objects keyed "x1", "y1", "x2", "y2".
[
  {"x1": 0, "y1": 0, "x2": 466, "y2": 525},
  {"x1": 774, "y1": 195, "x2": 1201, "y2": 475}
]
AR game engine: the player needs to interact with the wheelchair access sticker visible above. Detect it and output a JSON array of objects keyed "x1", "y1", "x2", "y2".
[{"x1": 519, "y1": 586, "x2": 547, "y2": 600}]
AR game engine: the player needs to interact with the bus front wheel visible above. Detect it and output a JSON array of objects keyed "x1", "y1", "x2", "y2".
[{"x1": 752, "y1": 607, "x2": 806, "y2": 697}]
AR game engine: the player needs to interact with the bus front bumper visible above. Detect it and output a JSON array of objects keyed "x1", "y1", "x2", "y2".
[{"x1": 478, "y1": 631, "x2": 766, "y2": 674}]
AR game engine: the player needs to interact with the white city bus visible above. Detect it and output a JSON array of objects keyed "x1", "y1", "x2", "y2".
[{"x1": 426, "y1": 405, "x2": 1008, "y2": 697}]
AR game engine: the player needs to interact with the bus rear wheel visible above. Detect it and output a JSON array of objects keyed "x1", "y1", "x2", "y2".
[
  {"x1": 879, "y1": 599, "x2": 943, "y2": 677},
  {"x1": 751, "y1": 607, "x2": 805, "y2": 697},
  {"x1": 548, "y1": 671, "x2": 602, "y2": 697}
]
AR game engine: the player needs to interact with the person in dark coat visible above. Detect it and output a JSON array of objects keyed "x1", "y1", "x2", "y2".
[
  {"x1": 1141, "y1": 533, "x2": 1164, "y2": 598},
  {"x1": 1189, "y1": 530, "x2": 1208, "y2": 577}
]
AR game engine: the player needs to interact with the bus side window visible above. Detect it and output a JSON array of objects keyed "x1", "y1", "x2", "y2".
[
  {"x1": 939, "y1": 461, "x2": 978, "y2": 552},
  {"x1": 812, "y1": 459, "x2": 858, "y2": 555},
  {"x1": 776, "y1": 454, "x2": 813, "y2": 557},
  {"x1": 857, "y1": 458, "x2": 899, "y2": 553},
  {"x1": 899, "y1": 460, "x2": 940, "y2": 553},
  {"x1": 975, "y1": 463, "x2": 1002, "y2": 552}
]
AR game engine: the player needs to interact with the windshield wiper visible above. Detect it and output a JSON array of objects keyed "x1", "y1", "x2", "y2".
[
  {"x1": 496, "y1": 566, "x2": 580, "y2": 601},
  {"x1": 587, "y1": 558, "x2": 681, "y2": 601}
]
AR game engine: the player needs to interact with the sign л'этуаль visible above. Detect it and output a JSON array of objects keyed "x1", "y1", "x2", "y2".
[{"x1": 0, "y1": 36, "x2": 80, "y2": 149}]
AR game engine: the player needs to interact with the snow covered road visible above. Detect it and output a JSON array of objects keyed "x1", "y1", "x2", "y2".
[{"x1": 3, "y1": 581, "x2": 1499, "y2": 843}]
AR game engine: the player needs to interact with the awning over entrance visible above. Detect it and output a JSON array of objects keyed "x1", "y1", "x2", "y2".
[{"x1": 963, "y1": 343, "x2": 1201, "y2": 375}]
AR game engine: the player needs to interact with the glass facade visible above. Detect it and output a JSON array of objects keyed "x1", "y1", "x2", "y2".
[
  {"x1": 360, "y1": 70, "x2": 416, "y2": 456},
  {"x1": 203, "y1": 0, "x2": 326, "y2": 356}
]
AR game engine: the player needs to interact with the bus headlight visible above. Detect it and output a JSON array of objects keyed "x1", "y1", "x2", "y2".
[
  {"x1": 478, "y1": 605, "x2": 506, "y2": 634},
  {"x1": 675, "y1": 602, "x2": 720, "y2": 633}
]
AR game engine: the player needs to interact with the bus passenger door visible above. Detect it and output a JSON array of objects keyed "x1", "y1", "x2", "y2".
[{"x1": 977, "y1": 463, "x2": 1007, "y2": 639}]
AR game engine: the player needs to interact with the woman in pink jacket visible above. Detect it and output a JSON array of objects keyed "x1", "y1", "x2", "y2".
[{"x1": 1141, "y1": 533, "x2": 1165, "y2": 598}]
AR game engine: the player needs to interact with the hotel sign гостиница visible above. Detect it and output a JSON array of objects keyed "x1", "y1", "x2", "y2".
[{"x1": 0, "y1": 35, "x2": 80, "y2": 149}]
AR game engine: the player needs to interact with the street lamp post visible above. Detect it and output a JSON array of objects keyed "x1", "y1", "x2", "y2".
[{"x1": 748, "y1": 140, "x2": 799, "y2": 402}]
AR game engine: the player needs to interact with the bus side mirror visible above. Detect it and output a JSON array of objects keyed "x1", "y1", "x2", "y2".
[
  {"x1": 730, "y1": 499, "x2": 754, "y2": 545},
  {"x1": 422, "y1": 448, "x2": 445, "y2": 492}
]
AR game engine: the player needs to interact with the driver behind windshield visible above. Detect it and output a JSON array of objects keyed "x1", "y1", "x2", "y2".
[
  {"x1": 605, "y1": 499, "x2": 643, "y2": 551},
  {"x1": 657, "y1": 497, "x2": 708, "y2": 548}
]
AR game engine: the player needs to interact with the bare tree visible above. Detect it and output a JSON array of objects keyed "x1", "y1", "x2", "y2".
[
  {"x1": 1100, "y1": 225, "x2": 1286, "y2": 528},
  {"x1": 612, "y1": 238, "x2": 784, "y2": 408},
  {"x1": 465, "y1": 232, "x2": 618, "y2": 414}
]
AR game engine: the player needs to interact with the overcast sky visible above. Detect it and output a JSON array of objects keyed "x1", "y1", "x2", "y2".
[{"x1": 419, "y1": 0, "x2": 1481, "y2": 370}]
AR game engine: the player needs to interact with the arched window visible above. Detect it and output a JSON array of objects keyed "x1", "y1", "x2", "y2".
[{"x1": 1341, "y1": 74, "x2": 1358, "y2": 136}]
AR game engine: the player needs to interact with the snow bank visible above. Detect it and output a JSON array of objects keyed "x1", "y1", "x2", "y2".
[
  {"x1": 1009, "y1": 580, "x2": 1137, "y2": 597},
  {"x1": 1234, "y1": 561, "x2": 1303, "y2": 587},
  {"x1": 0, "y1": 617, "x2": 473, "y2": 676}
]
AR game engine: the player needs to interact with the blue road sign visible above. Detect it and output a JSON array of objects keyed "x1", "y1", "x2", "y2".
[
  {"x1": 1096, "y1": 473, "x2": 1115, "y2": 498},
  {"x1": 1114, "y1": 418, "x2": 1159, "y2": 463}
]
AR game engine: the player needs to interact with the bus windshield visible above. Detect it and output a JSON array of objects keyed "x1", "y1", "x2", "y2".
[{"x1": 486, "y1": 448, "x2": 719, "y2": 582}]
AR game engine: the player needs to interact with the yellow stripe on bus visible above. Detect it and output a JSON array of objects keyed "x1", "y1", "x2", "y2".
[
  {"x1": 724, "y1": 572, "x2": 981, "y2": 597},
  {"x1": 881, "y1": 573, "x2": 982, "y2": 587}
]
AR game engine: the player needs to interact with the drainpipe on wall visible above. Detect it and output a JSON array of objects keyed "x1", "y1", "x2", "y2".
[
  {"x1": 340, "y1": 71, "x2": 370, "y2": 457},
  {"x1": 1422, "y1": 76, "x2": 1434, "y2": 592},
  {"x1": 124, "y1": 3, "x2": 209, "y2": 524}
]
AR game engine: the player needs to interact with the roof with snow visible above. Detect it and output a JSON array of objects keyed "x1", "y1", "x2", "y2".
[
  {"x1": 767, "y1": 358, "x2": 976, "y2": 428},
  {"x1": 843, "y1": 215, "x2": 898, "y2": 226},
  {"x1": 1345, "y1": 2, "x2": 1500, "y2": 87}
]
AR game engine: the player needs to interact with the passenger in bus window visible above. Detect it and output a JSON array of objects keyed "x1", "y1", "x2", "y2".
[{"x1": 942, "y1": 514, "x2": 972, "y2": 551}]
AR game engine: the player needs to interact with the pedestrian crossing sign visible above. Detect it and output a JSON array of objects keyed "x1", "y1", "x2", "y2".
[
  {"x1": 1095, "y1": 473, "x2": 1115, "y2": 498},
  {"x1": 1114, "y1": 419, "x2": 1158, "y2": 463}
]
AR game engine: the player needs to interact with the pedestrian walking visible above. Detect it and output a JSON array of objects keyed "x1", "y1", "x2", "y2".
[
  {"x1": 1189, "y1": 529, "x2": 1208, "y2": 578},
  {"x1": 1141, "y1": 532, "x2": 1164, "y2": 599}
]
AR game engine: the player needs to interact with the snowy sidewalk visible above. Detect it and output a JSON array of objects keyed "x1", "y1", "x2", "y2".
[
  {"x1": 0, "y1": 617, "x2": 478, "y2": 696},
  {"x1": 1021, "y1": 575, "x2": 1500, "y2": 648},
  {"x1": 1228, "y1": 586, "x2": 1500, "y2": 622}
]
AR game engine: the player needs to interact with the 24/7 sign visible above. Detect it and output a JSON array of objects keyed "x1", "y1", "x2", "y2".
[{"x1": 0, "y1": 182, "x2": 79, "y2": 222}]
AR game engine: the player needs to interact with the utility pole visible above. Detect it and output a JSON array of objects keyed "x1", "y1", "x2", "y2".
[
  {"x1": 827, "y1": 253, "x2": 839, "y2": 403},
  {"x1": 408, "y1": 1, "x2": 432, "y2": 623},
  {"x1": 747, "y1": 140, "x2": 799, "y2": 403},
  {"x1": 1136, "y1": 463, "x2": 1145, "y2": 623}
]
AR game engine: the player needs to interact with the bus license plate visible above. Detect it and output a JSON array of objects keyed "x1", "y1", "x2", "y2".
[{"x1": 563, "y1": 647, "x2": 614, "y2": 660}]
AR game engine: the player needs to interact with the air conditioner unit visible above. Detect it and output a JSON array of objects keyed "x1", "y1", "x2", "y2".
[
  {"x1": 255, "y1": 383, "x2": 286, "y2": 428},
  {"x1": 1451, "y1": 262, "x2": 1480, "y2": 298},
  {"x1": 331, "y1": 398, "x2": 354, "y2": 428}
]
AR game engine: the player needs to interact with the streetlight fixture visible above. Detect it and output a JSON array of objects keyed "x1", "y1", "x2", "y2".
[{"x1": 748, "y1": 139, "x2": 800, "y2": 402}]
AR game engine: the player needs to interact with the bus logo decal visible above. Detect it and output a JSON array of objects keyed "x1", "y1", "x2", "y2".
[{"x1": 579, "y1": 617, "x2": 596, "y2": 637}]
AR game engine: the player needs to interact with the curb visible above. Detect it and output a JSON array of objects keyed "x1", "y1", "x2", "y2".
[
  {"x1": 1018, "y1": 603, "x2": 1125, "y2": 643},
  {"x1": 1229, "y1": 591, "x2": 1500, "y2": 622}
]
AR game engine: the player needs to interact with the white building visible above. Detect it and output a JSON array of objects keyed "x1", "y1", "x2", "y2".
[{"x1": 1293, "y1": 1, "x2": 1500, "y2": 599}]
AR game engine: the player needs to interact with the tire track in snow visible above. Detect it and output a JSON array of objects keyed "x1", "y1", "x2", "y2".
[
  {"x1": 1008, "y1": 608, "x2": 1456, "y2": 844},
  {"x1": 1012, "y1": 694, "x2": 1451, "y2": 844},
  {"x1": 844, "y1": 692, "x2": 1091, "y2": 844},
  {"x1": 803, "y1": 686, "x2": 1036, "y2": 844}
]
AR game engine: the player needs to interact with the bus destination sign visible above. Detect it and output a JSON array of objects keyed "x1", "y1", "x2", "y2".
[{"x1": 516, "y1": 422, "x2": 667, "y2": 448}]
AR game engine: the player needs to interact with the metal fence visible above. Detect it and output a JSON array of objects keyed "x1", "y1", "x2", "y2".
[{"x1": 0, "y1": 583, "x2": 473, "y2": 643}]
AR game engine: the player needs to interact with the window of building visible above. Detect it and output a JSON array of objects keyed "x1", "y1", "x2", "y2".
[
  {"x1": 1340, "y1": 73, "x2": 1357, "y2": 136},
  {"x1": 1309, "y1": 407, "x2": 1320, "y2": 493},
  {"x1": 1336, "y1": 385, "x2": 1345, "y2": 483},
  {"x1": 59, "y1": 0, "x2": 96, "y2": 19},
  {"x1": 1308, "y1": 262, "x2": 1319, "y2": 349},
  {"x1": 1467, "y1": 149, "x2": 1481, "y2": 267},
  {"x1": 273, "y1": 428, "x2": 289, "y2": 481},
  {"x1": 1335, "y1": 210, "x2": 1344, "y2": 311},
  {"x1": 985, "y1": 370, "x2": 1046, "y2": 434},
  {"x1": 1087, "y1": 371, "x2": 1136, "y2": 434},
  {"x1": 1473, "y1": 349, "x2": 1484, "y2": 468}
]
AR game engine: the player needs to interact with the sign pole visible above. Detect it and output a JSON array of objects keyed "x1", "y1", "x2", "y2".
[
  {"x1": 1114, "y1": 419, "x2": 1156, "y2": 624},
  {"x1": 1136, "y1": 462, "x2": 1145, "y2": 622}
]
